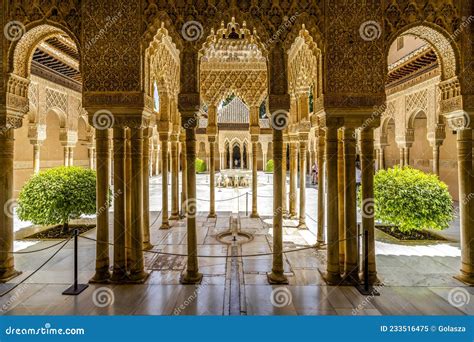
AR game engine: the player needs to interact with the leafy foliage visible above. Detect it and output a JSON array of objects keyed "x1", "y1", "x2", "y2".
[
  {"x1": 195, "y1": 158, "x2": 207, "y2": 173},
  {"x1": 17, "y1": 167, "x2": 98, "y2": 230},
  {"x1": 265, "y1": 159, "x2": 274, "y2": 173},
  {"x1": 368, "y1": 166, "x2": 454, "y2": 232}
]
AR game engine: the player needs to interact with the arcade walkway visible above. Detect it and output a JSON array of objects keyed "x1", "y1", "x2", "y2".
[{"x1": 0, "y1": 174, "x2": 470, "y2": 316}]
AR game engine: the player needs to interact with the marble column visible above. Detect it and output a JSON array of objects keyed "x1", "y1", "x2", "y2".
[
  {"x1": 251, "y1": 138, "x2": 259, "y2": 218},
  {"x1": 263, "y1": 153, "x2": 267, "y2": 170},
  {"x1": 68, "y1": 146, "x2": 74, "y2": 166},
  {"x1": 404, "y1": 146, "x2": 410, "y2": 166},
  {"x1": 337, "y1": 130, "x2": 345, "y2": 268},
  {"x1": 90, "y1": 128, "x2": 111, "y2": 283},
  {"x1": 142, "y1": 128, "x2": 153, "y2": 249},
  {"x1": 63, "y1": 146, "x2": 69, "y2": 166},
  {"x1": 125, "y1": 129, "x2": 132, "y2": 270},
  {"x1": 379, "y1": 146, "x2": 385, "y2": 170},
  {"x1": 159, "y1": 134, "x2": 170, "y2": 229},
  {"x1": 455, "y1": 128, "x2": 474, "y2": 284},
  {"x1": 433, "y1": 144, "x2": 440, "y2": 176},
  {"x1": 360, "y1": 127, "x2": 377, "y2": 284},
  {"x1": 282, "y1": 142, "x2": 288, "y2": 217},
  {"x1": 170, "y1": 136, "x2": 180, "y2": 220},
  {"x1": 180, "y1": 136, "x2": 187, "y2": 218},
  {"x1": 88, "y1": 147, "x2": 95, "y2": 169},
  {"x1": 32, "y1": 143, "x2": 41, "y2": 174},
  {"x1": 0, "y1": 128, "x2": 20, "y2": 282},
  {"x1": 208, "y1": 137, "x2": 217, "y2": 218},
  {"x1": 399, "y1": 148, "x2": 405, "y2": 167},
  {"x1": 325, "y1": 125, "x2": 342, "y2": 284},
  {"x1": 180, "y1": 119, "x2": 202, "y2": 284},
  {"x1": 316, "y1": 130, "x2": 326, "y2": 246},
  {"x1": 267, "y1": 127, "x2": 288, "y2": 284},
  {"x1": 289, "y1": 141, "x2": 298, "y2": 218},
  {"x1": 298, "y1": 139, "x2": 307, "y2": 228},
  {"x1": 128, "y1": 126, "x2": 148, "y2": 283},
  {"x1": 343, "y1": 128, "x2": 358, "y2": 283},
  {"x1": 111, "y1": 126, "x2": 127, "y2": 282}
]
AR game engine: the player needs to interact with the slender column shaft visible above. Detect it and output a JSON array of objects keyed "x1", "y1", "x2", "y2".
[
  {"x1": 69, "y1": 147, "x2": 74, "y2": 166},
  {"x1": 456, "y1": 128, "x2": 474, "y2": 284},
  {"x1": 208, "y1": 140, "x2": 216, "y2": 218},
  {"x1": 325, "y1": 126, "x2": 341, "y2": 284},
  {"x1": 343, "y1": 128, "x2": 358, "y2": 283},
  {"x1": 360, "y1": 127, "x2": 377, "y2": 284},
  {"x1": 0, "y1": 128, "x2": 20, "y2": 281},
  {"x1": 289, "y1": 142, "x2": 298, "y2": 217},
  {"x1": 88, "y1": 148, "x2": 94, "y2": 169},
  {"x1": 180, "y1": 125, "x2": 202, "y2": 284},
  {"x1": 379, "y1": 147, "x2": 385, "y2": 170},
  {"x1": 170, "y1": 139, "x2": 179, "y2": 219},
  {"x1": 181, "y1": 140, "x2": 187, "y2": 217},
  {"x1": 267, "y1": 128, "x2": 288, "y2": 284},
  {"x1": 63, "y1": 146, "x2": 69, "y2": 166},
  {"x1": 317, "y1": 132, "x2": 326, "y2": 245},
  {"x1": 160, "y1": 136, "x2": 170, "y2": 229},
  {"x1": 33, "y1": 143, "x2": 41, "y2": 174},
  {"x1": 298, "y1": 140, "x2": 307, "y2": 228},
  {"x1": 125, "y1": 129, "x2": 132, "y2": 270},
  {"x1": 111, "y1": 126, "x2": 127, "y2": 281},
  {"x1": 142, "y1": 129, "x2": 152, "y2": 249},
  {"x1": 404, "y1": 147, "x2": 410, "y2": 166},
  {"x1": 251, "y1": 140, "x2": 259, "y2": 218},
  {"x1": 399, "y1": 148, "x2": 404, "y2": 167},
  {"x1": 433, "y1": 145, "x2": 440, "y2": 176},
  {"x1": 90, "y1": 128, "x2": 110, "y2": 282},
  {"x1": 337, "y1": 130, "x2": 345, "y2": 268},
  {"x1": 128, "y1": 127, "x2": 147, "y2": 282},
  {"x1": 282, "y1": 142, "x2": 288, "y2": 216}
]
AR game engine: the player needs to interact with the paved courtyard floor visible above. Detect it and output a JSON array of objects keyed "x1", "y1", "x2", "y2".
[{"x1": 1, "y1": 173, "x2": 471, "y2": 316}]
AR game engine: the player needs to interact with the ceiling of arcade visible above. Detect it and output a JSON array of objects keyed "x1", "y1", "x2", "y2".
[{"x1": 2, "y1": 0, "x2": 472, "y2": 123}]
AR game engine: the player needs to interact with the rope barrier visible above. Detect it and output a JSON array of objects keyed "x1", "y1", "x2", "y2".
[
  {"x1": 9, "y1": 238, "x2": 71, "y2": 254},
  {"x1": 78, "y1": 235, "x2": 319, "y2": 258},
  {"x1": 0, "y1": 236, "x2": 72, "y2": 297},
  {"x1": 197, "y1": 192, "x2": 248, "y2": 202}
]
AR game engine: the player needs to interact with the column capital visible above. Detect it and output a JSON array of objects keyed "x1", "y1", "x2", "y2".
[{"x1": 319, "y1": 114, "x2": 344, "y2": 130}]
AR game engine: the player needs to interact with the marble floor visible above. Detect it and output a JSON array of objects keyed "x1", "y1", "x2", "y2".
[{"x1": 1, "y1": 173, "x2": 471, "y2": 316}]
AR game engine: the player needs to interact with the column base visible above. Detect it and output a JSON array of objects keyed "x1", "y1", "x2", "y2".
[
  {"x1": 143, "y1": 241, "x2": 154, "y2": 250},
  {"x1": 314, "y1": 242, "x2": 327, "y2": 249},
  {"x1": 127, "y1": 270, "x2": 150, "y2": 284},
  {"x1": 358, "y1": 271, "x2": 379, "y2": 286},
  {"x1": 297, "y1": 221, "x2": 307, "y2": 229},
  {"x1": 289, "y1": 213, "x2": 298, "y2": 220},
  {"x1": 160, "y1": 222, "x2": 171, "y2": 230},
  {"x1": 250, "y1": 212, "x2": 260, "y2": 219},
  {"x1": 110, "y1": 269, "x2": 128, "y2": 283},
  {"x1": 207, "y1": 213, "x2": 217, "y2": 219},
  {"x1": 267, "y1": 271, "x2": 289, "y2": 284},
  {"x1": 0, "y1": 268, "x2": 22, "y2": 283},
  {"x1": 89, "y1": 268, "x2": 111, "y2": 283},
  {"x1": 169, "y1": 214, "x2": 180, "y2": 221},
  {"x1": 454, "y1": 271, "x2": 474, "y2": 285},
  {"x1": 342, "y1": 269, "x2": 360, "y2": 285},
  {"x1": 180, "y1": 271, "x2": 203, "y2": 284},
  {"x1": 322, "y1": 270, "x2": 342, "y2": 285}
]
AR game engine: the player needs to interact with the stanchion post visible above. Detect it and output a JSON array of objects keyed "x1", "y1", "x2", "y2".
[
  {"x1": 63, "y1": 229, "x2": 89, "y2": 295},
  {"x1": 356, "y1": 229, "x2": 380, "y2": 296}
]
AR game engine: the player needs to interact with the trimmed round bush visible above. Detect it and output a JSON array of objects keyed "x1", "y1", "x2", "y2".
[
  {"x1": 195, "y1": 158, "x2": 207, "y2": 173},
  {"x1": 265, "y1": 159, "x2": 274, "y2": 172},
  {"x1": 17, "y1": 166, "x2": 99, "y2": 233},
  {"x1": 369, "y1": 166, "x2": 454, "y2": 233}
]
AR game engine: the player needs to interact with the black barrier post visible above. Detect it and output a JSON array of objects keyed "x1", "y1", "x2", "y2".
[{"x1": 63, "y1": 229, "x2": 89, "y2": 295}]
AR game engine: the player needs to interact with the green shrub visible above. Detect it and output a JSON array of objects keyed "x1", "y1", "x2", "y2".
[
  {"x1": 195, "y1": 158, "x2": 207, "y2": 173},
  {"x1": 365, "y1": 166, "x2": 454, "y2": 233},
  {"x1": 265, "y1": 159, "x2": 274, "y2": 172},
  {"x1": 17, "y1": 166, "x2": 100, "y2": 233}
]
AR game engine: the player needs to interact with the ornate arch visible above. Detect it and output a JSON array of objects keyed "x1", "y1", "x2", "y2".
[{"x1": 386, "y1": 23, "x2": 460, "y2": 81}]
